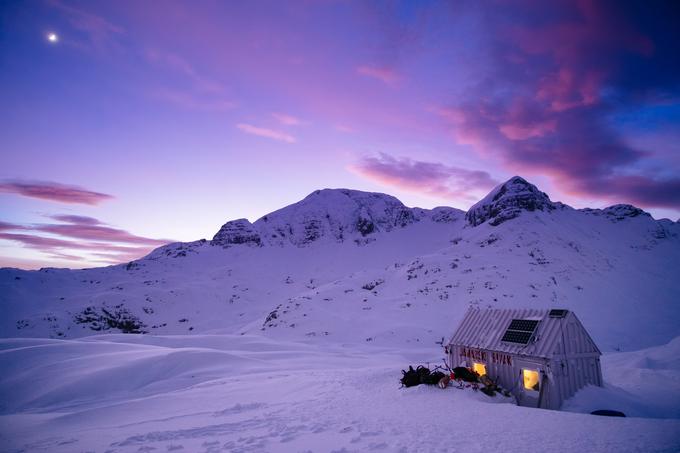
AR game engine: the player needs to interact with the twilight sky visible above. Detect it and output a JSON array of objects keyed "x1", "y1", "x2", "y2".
[{"x1": 1, "y1": 0, "x2": 679, "y2": 269}]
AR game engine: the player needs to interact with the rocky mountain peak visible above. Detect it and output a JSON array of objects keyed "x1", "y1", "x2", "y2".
[
  {"x1": 211, "y1": 218, "x2": 262, "y2": 247},
  {"x1": 252, "y1": 188, "x2": 418, "y2": 246},
  {"x1": 466, "y1": 176, "x2": 556, "y2": 226}
]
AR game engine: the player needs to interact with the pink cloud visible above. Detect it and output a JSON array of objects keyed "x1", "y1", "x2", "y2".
[
  {"x1": 45, "y1": 251, "x2": 87, "y2": 262},
  {"x1": 89, "y1": 247, "x2": 156, "y2": 263},
  {"x1": 0, "y1": 232, "x2": 93, "y2": 250},
  {"x1": 0, "y1": 181, "x2": 114, "y2": 205},
  {"x1": 350, "y1": 153, "x2": 497, "y2": 202},
  {"x1": 34, "y1": 224, "x2": 169, "y2": 245},
  {"x1": 33, "y1": 214, "x2": 170, "y2": 245},
  {"x1": 356, "y1": 65, "x2": 400, "y2": 85},
  {"x1": 0, "y1": 215, "x2": 172, "y2": 266},
  {"x1": 272, "y1": 113, "x2": 303, "y2": 126},
  {"x1": 433, "y1": 1, "x2": 680, "y2": 211},
  {"x1": 236, "y1": 123, "x2": 296, "y2": 143},
  {"x1": 499, "y1": 119, "x2": 557, "y2": 140},
  {"x1": 438, "y1": 102, "x2": 680, "y2": 209}
]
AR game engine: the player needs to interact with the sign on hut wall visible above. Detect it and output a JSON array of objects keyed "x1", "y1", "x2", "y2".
[
  {"x1": 460, "y1": 347, "x2": 512, "y2": 366},
  {"x1": 491, "y1": 351, "x2": 512, "y2": 366}
]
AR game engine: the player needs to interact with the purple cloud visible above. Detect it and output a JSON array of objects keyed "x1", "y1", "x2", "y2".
[
  {"x1": 0, "y1": 231, "x2": 157, "y2": 263},
  {"x1": 0, "y1": 181, "x2": 114, "y2": 205},
  {"x1": 0, "y1": 215, "x2": 171, "y2": 265},
  {"x1": 48, "y1": 215, "x2": 102, "y2": 225},
  {"x1": 34, "y1": 223, "x2": 169, "y2": 246},
  {"x1": 0, "y1": 232, "x2": 91, "y2": 250},
  {"x1": 350, "y1": 153, "x2": 498, "y2": 202},
  {"x1": 438, "y1": 1, "x2": 680, "y2": 209},
  {"x1": 0, "y1": 221, "x2": 29, "y2": 232}
]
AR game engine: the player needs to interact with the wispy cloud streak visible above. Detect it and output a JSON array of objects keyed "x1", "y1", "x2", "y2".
[
  {"x1": 272, "y1": 113, "x2": 304, "y2": 126},
  {"x1": 236, "y1": 123, "x2": 296, "y2": 143},
  {"x1": 350, "y1": 153, "x2": 497, "y2": 202},
  {"x1": 0, "y1": 181, "x2": 114, "y2": 205},
  {"x1": 0, "y1": 215, "x2": 171, "y2": 264}
]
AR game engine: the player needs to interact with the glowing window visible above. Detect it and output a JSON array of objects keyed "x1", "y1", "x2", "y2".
[
  {"x1": 523, "y1": 369, "x2": 540, "y2": 392},
  {"x1": 473, "y1": 362, "x2": 487, "y2": 376}
]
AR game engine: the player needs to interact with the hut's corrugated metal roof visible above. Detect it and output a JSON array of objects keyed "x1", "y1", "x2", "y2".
[{"x1": 447, "y1": 307, "x2": 601, "y2": 358}]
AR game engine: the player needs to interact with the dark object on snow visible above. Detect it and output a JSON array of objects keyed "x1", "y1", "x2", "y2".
[
  {"x1": 400, "y1": 366, "x2": 421, "y2": 387},
  {"x1": 480, "y1": 386, "x2": 495, "y2": 396},
  {"x1": 422, "y1": 370, "x2": 446, "y2": 385},
  {"x1": 452, "y1": 366, "x2": 479, "y2": 382},
  {"x1": 416, "y1": 365, "x2": 431, "y2": 384},
  {"x1": 591, "y1": 410, "x2": 626, "y2": 417},
  {"x1": 400, "y1": 365, "x2": 447, "y2": 388}
]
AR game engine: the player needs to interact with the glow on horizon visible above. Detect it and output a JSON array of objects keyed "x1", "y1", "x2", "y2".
[{"x1": 1, "y1": 1, "x2": 679, "y2": 270}]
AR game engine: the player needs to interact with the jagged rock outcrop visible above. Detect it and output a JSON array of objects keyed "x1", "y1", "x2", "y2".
[
  {"x1": 430, "y1": 206, "x2": 464, "y2": 223},
  {"x1": 603, "y1": 204, "x2": 651, "y2": 221},
  {"x1": 466, "y1": 176, "x2": 557, "y2": 226},
  {"x1": 212, "y1": 219, "x2": 262, "y2": 247},
  {"x1": 581, "y1": 204, "x2": 652, "y2": 222}
]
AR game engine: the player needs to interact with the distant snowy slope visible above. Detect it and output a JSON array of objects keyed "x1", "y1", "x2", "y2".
[{"x1": 1, "y1": 179, "x2": 678, "y2": 351}]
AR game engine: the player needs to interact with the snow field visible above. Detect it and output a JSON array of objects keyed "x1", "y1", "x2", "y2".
[{"x1": 1, "y1": 334, "x2": 679, "y2": 453}]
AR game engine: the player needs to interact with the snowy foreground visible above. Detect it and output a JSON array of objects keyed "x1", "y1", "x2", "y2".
[{"x1": 1, "y1": 334, "x2": 679, "y2": 453}]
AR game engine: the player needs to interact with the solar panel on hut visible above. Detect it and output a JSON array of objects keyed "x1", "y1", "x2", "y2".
[{"x1": 501, "y1": 319, "x2": 540, "y2": 344}]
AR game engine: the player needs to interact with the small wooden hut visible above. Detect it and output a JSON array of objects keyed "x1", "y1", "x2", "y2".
[{"x1": 446, "y1": 307, "x2": 602, "y2": 410}]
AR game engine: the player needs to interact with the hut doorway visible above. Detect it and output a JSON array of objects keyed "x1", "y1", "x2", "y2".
[{"x1": 516, "y1": 360, "x2": 544, "y2": 408}]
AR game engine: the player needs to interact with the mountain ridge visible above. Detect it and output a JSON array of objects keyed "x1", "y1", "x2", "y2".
[
  {"x1": 1, "y1": 176, "x2": 679, "y2": 353},
  {"x1": 202, "y1": 176, "x2": 673, "y2": 254}
]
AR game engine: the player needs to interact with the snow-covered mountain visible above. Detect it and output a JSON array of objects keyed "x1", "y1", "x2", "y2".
[{"x1": 1, "y1": 176, "x2": 679, "y2": 351}]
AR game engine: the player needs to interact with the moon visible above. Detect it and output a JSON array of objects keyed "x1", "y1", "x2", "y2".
[{"x1": 47, "y1": 32, "x2": 58, "y2": 43}]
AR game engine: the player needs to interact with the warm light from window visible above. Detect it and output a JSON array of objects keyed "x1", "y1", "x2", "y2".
[
  {"x1": 473, "y1": 362, "x2": 486, "y2": 376},
  {"x1": 523, "y1": 369, "x2": 540, "y2": 392}
]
